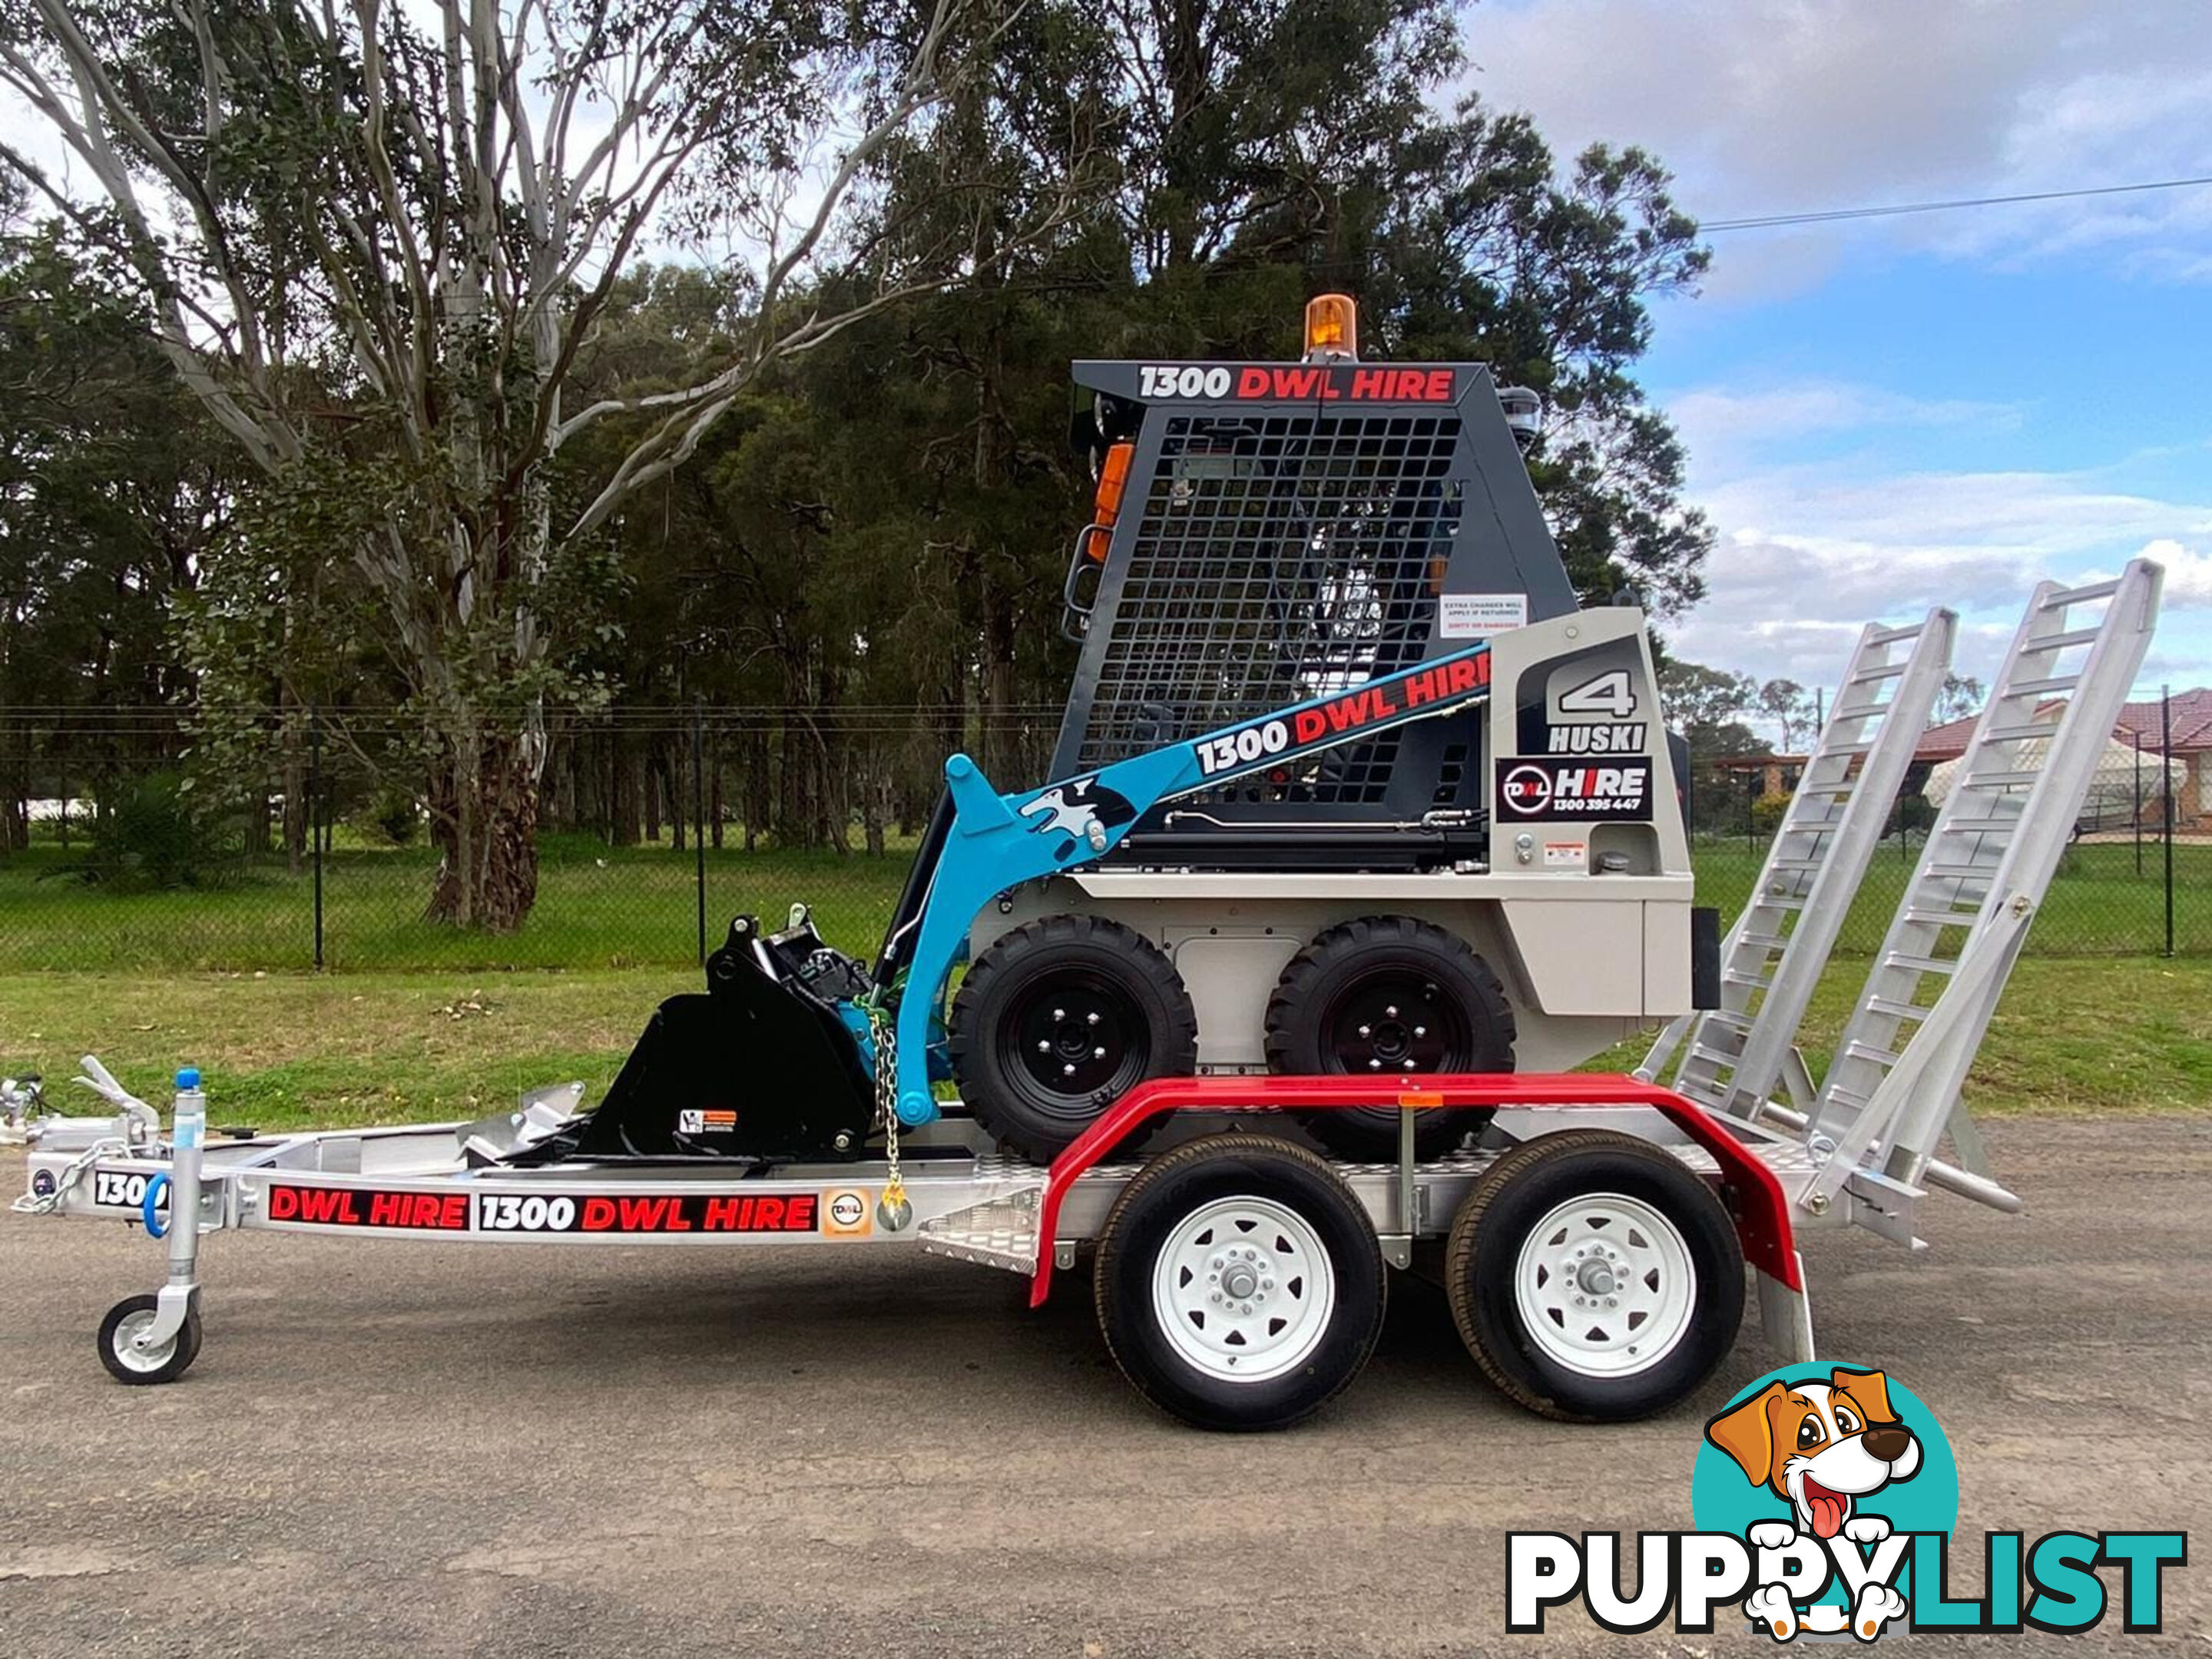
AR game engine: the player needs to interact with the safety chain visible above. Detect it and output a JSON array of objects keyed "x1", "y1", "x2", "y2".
[
  {"x1": 10, "y1": 1136, "x2": 123, "y2": 1215},
  {"x1": 859, "y1": 995, "x2": 910, "y2": 1229}
]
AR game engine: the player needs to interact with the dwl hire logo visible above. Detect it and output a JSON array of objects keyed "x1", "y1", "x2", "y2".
[{"x1": 1508, "y1": 1363, "x2": 2187, "y2": 1640}]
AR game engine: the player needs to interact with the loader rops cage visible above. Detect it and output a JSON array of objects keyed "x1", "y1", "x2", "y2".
[{"x1": 7, "y1": 295, "x2": 2168, "y2": 1431}]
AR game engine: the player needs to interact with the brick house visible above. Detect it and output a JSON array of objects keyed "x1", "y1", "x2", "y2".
[{"x1": 1918, "y1": 687, "x2": 2212, "y2": 827}]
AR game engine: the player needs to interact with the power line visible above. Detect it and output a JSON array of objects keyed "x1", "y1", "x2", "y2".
[{"x1": 1700, "y1": 173, "x2": 2212, "y2": 233}]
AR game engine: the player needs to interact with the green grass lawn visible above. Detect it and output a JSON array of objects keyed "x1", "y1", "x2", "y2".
[
  {"x1": 1687, "y1": 836, "x2": 2206, "y2": 959},
  {"x1": 2, "y1": 955, "x2": 2206, "y2": 1133},
  {"x1": 0, "y1": 835, "x2": 913, "y2": 972},
  {"x1": 3, "y1": 828, "x2": 2207, "y2": 1130},
  {"x1": 0, "y1": 833, "x2": 2203, "y2": 972}
]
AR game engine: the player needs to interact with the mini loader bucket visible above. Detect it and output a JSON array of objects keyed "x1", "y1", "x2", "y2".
[{"x1": 507, "y1": 912, "x2": 876, "y2": 1164}]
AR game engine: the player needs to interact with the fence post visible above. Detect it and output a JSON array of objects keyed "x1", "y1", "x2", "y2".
[
  {"x1": 2163, "y1": 686, "x2": 2174, "y2": 958},
  {"x1": 310, "y1": 703, "x2": 325, "y2": 970},
  {"x1": 2134, "y1": 728, "x2": 2144, "y2": 877},
  {"x1": 693, "y1": 702, "x2": 707, "y2": 965},
  {"x1": 1743, "y1": 770, "x2": 1755, "y2": 851}
]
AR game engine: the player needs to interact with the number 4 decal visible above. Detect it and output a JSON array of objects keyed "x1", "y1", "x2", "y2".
[{"x1": 1558, "y1": 668, "x2": 1637, "y2": 717}]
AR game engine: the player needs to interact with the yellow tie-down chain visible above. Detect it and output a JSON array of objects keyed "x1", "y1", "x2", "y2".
[{"x1": 860, "y1": 995, "x2": 912, "y2": 1232}]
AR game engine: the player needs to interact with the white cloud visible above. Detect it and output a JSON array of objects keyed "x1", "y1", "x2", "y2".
[
  {"x1": 1647, "y1": 371, "x2": 2212, "y2": 706},
  {"x1": 1701, "y1": 465, "x2": 2212, "y2": 563},
  {"x1": 1667, "y1": 382, "x2": 2025, "y2": 470},
  {"x1": 2116, "y1": 538, "x2": 2212, "y2": 609},
  {"x1": 1469, "y1": 0, "x2": 2212, "y2": 298}
]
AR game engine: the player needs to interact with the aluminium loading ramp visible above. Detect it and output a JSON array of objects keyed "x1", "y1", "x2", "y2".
[
  {"x1": 1647, "y1": 558, "x2": 2164, "y2": 1243},
  {"x1": 1639, "y1": 608, "x2": 1956, "y2": 1118}
]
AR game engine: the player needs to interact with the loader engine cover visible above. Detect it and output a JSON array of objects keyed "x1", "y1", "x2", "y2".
[{"x1": 510, "y1": 917, "x2": 875, "y2": 1164}]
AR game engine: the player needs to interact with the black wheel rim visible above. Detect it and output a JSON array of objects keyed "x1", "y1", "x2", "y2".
[
  {"x1": 997, "y1": 969, "x2": 1151, "y2": 1120},
  {"x1": 1320, "y1": 969, "x2": 1472, "y2": 1075}
]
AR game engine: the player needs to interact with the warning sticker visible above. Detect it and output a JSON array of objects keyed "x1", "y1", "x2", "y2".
[
  {"x1": 1543, "y1": 841, "x2": 1586, "y2": 868},
  {"x1": 1439, "y1": 594, "x2": 1528, "y2": 637},
  {"x1": 677, "y1": 1109, "x2": 737, "y2": 1134},
  {"x1": 1496, "y1": 757, "x2": 1654, "y2": 822}
]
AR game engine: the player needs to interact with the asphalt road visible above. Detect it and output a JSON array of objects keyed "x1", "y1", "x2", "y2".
[{"x1": 4, "y1": 1116, "x2": 2207, "y2": 1657}]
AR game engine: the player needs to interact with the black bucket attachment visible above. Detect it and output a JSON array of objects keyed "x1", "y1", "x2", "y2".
[{"x1": 508, "y1": 914, "x2": 876, "y2": 1164}]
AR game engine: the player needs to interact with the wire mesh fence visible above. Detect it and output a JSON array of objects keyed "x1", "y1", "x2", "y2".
[{"x1": 0, "y1": 704, "x2": 2204, "y2": 972}]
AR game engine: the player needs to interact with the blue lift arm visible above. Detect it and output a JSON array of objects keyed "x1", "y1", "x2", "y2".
[{"x1": 886, "y1": 643, "x2": 1495, "y2": 1124}]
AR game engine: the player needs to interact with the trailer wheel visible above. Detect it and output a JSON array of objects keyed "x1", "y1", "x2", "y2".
[
  {"x1": 96, "y1": 1293, "x2": 201, "y2": 1386},
  {"x1": 1445, "y1": 1131, "x2": 1741, "y2": 1422},
  {"x1": 950, "y1": 914, "x2": 1198, "y2": 1162},
  {"x1": 1264, "y1": 916, "x2": 1513, "y2": 1161},
  {"x1": 1094, "y1": 1134, "x2": 1384, "y2": 1431}
]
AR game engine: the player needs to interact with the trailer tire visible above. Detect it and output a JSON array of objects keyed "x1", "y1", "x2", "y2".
[
  {"x1": 1265, "y1": 916, "x2": 1512, "y2": 1161},
  {"x1": 1094, "y1": 1134, "x2": 1384, "y2": 1431},
  {"x1": 96, "y1": 1293, "x2": 200, "y2": 1386},
  {"x1": 1445, "y1": 1130, "x2": 1741, "y2": 1422},
  {"x1": 950, "y1": 914, "x2": 1198, "y2": 1162}
]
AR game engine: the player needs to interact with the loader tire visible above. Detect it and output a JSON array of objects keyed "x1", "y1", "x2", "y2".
[
  {"x1": 1264, "y1": 916, "x2": 1512, "y2": 1161},
  {"x1": 950, "y1": 915, "x2": 1198, "y2": 1163}
]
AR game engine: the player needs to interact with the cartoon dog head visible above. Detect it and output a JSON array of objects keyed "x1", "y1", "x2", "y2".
[
  {"x1": 1706, "y1": 1368, "x2": 1922, "y2": 1540},
  {"x1": 1020, "y1": 776, "x2": 1136, "y2": 857}
]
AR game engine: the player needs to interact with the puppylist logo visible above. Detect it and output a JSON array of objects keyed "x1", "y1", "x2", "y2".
[{"x1": 1508, "y1": 1363, "x2": 2187, "y2": 1641}]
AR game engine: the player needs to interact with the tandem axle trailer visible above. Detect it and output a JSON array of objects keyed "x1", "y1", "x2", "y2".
[{"x1": 18, "y1": 1067, "x2": 1814, "y2": 1429}]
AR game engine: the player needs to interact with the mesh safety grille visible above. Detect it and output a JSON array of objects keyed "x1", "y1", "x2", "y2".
[{"x1": 1074, "y1": 412, "x2": 1463, "y2": 800}]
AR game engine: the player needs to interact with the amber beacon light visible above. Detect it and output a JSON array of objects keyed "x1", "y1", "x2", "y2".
[{"x1": 1302, "y1": 293, "x2": 1359, "y2": 363}]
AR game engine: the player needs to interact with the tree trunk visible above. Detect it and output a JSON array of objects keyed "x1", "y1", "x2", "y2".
[
  {"x1": 546, "y1": 720, "x2": 578, "y2": 831},
  {"x1": 1161, "y1": 0, "x2": 1207, "y2": 270},
  {"x1": 969, "y1": 220, "x2": 1021, "y2": 783},
  {"x1": 743, "y1": 731, "x2": 768, "y2": 853},
  {"x1": 611, "y1": 740, "x2": 641, "y2": 846},
  {"x1": 981, "y1": 579, "x2": 1017, "y2": 781},
  {"x1": 777, "y1": 719, "x2": 811, "y2": 847},
  {"x1": 862, "y1": 750, "x2": 889, "y2": 857},
  {"x1": 671, "y1": 732, "x2": 687, "y2": 853},
  {"x1": 424, "y1": 732, "x2": 540, "y2": 931},
  {"x1": 281, "y1": 705, "x2": 308, "y2": 876}
]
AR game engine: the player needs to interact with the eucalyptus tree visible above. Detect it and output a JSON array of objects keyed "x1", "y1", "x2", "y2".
[{"x1": 0, "y1": 0, "x2": 1081, "y2": 926}]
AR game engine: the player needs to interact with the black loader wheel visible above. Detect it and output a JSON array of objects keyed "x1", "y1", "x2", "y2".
[
  {"x1": 1445, "y1": 1130, "x2": 1743, "y2": 1422},
  {"x1": 949, "y1": 914, "x2": 1198, "y2": 1162},
  {"x1": 1264, "y1": 916, "x2": 1514, "y2": 1161},
  {"x1": 1094, "y1": 1134, "x2": 1386, "y2": 1431},
  {"x1": 97, "y1": 1292, "x2": 201, "y2": 1386}
]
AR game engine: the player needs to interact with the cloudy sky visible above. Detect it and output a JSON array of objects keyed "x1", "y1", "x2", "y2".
[
  {"x1": 7, "y1": 2, "x2": 2204, "y2": 720},
  {"x1": 1469, "y1": 0, "x2": 2212, "y2": 711}
]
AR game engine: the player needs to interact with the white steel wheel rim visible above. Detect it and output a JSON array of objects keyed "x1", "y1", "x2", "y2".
[
  {"x1": 1512, "y1": 1191, "x2": 1697, "y2": 1378},
  {"x1": 1151, "y1": 1195, "x2": 1336, "y2": 1384},
  {"x1": 110, "y1": 1309, "x2": 175, "y2": 1374}
]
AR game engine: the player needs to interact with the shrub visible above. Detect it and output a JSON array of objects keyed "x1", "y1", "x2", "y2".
[
  {"x1": 1750, "y1": 789, "x2": 1792, "y2": 836},
  {"x1": 355, "y1": 785, "x2": 423, "y2": 846},
  {"x1": 54, "y1": 773, "x2": 235, "y2": 891}
]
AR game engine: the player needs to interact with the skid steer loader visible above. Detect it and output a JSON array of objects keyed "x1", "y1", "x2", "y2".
[{"x1": 522, "y1": 296, "x2": 1713, "y2": 1170}]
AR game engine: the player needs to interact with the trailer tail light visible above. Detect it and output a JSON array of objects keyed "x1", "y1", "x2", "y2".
[
  {"x1": 1084, "y1": 441, "x2": 1134, "y2": 561},
  {"x1": 1303, "y1": 293, "x2": 1359, "y2": 363}
]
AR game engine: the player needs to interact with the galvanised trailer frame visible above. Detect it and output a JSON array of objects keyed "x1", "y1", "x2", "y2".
[{"x1": 19, "y1": 1065, "x2": 1816, "y2": 1429}]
